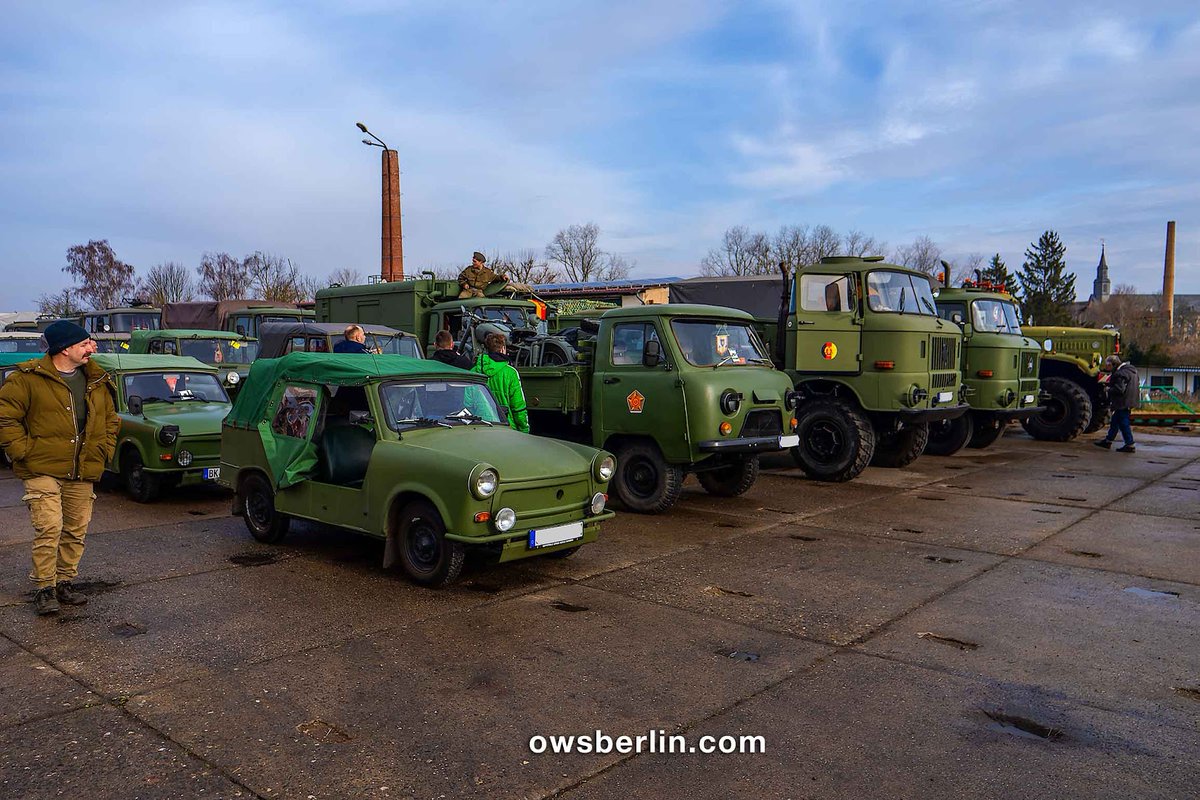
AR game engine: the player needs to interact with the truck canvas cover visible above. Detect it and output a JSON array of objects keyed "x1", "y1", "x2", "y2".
[{"x1": 669, "y1": 276, "x2": 783, "y2": 319}]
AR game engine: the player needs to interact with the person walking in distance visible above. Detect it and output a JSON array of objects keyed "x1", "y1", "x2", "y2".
[
  {"x1": 471, "y1": 332, "x2": 530, "y2": 433},
  {"x1": 1094, "y1": 354, "x2": 1139, "y2": 453},
  {"x1": 0, "y1": 321, "x2": 119, "y2": 615}
]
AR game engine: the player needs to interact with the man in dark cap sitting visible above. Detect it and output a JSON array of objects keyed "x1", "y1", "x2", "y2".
[
  {"x1": 0, "y1": 321, "x2": 119, "y2": 615},
  {"x1": 429, "y1": 330, "x2": 472, "y2": 369},
  {"x1": 458, "y1": 251, "x2": 506, "y2": 299}
]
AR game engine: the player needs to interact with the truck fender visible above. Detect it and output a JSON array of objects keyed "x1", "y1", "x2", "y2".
[{"x1": 795, "y1": 378, "x2": 867, "y2": 411}]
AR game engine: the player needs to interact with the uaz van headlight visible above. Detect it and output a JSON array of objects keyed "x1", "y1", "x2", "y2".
[
  {"x1": 494, "y1": 507, "x2": 516, "y2": 532},
  {"x1": 719, "y1": 390, "x2": 742, "y2": 415},
  {"x1": 594, "y1": 454, "x2": 615, "y2": 482},
  {"x1": 471, "y1": 466, "x2": 498, "y2": 499}
]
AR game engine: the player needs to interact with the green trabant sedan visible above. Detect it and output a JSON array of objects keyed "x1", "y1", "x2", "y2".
[
  {"x1": 218, "y1": 353, "x2": 615, "y2": 587},
  {"x1": 91, "y1": 354, "x2": 231, "y2": 502},
  {"x1": 126, "y1": 329, "x2": 257, "y2": 396}
]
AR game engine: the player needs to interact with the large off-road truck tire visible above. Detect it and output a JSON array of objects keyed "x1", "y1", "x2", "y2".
[
  {"x1": 1021, "y1": 377, "x2": 1092, "y2": 441},
  {"x1": 790, "y1": 397, "x2": 875, "y2": 482},
  {"x1": 870, "y1": 423, "x2": 930, "y2": 468},
  {"x1": 697, "y1": 456, "x2": 760, "y2": 497},
  {"x1": 612, "y1": 440, "x2": 685, "y2": 514},
  {"x1": 967, "y1": 416, "x2": 1006, "y2": 449},
  {"x1": 924, "y1": 413, "x2": 975, "y2": 457},
  {"x1": 1084, "y1": 405, "x2": 1110, "y2": 434}
]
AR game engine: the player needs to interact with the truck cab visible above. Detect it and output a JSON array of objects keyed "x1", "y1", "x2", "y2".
[
  {"x1": 127, "y1": 329, "x2": 258, "y2": 396},
  {"x1": 1019, "y1": 325, "x2": 1121, "y2": 441},
  {"x1": 80, "y1": 304, "x2": 160, "y2": 333}
]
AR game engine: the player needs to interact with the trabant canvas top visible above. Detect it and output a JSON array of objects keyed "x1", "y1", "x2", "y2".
[
  {"x1": 90, "y1": 354, "x2": 216, "y2": 373},
  {"x1": 599, "y1": 304, "x2": 757, "y2": 321},
  {"x1": 226, "y1": 352, "x2": 482, "y2": 430},
  {"x1": 132, "y1": 329, "x2": 252, "y2": 342}
]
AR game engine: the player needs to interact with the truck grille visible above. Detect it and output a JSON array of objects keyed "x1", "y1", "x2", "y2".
[
  {"x1": 1020, "y1": 379, "x2": 1039, "y2": 395},
  {"x1": 930, "y1": 372, "x2": 958, "y2": 389},
  {"x1": 930, "y1": 336, "x2": 957, "y2": 371},
  {"x1": 740, "y1": 409, "x2": 782, "y2": 438},
  {"x1": 1020, "y1": 352, "x2": 1039, "y2": 378}
]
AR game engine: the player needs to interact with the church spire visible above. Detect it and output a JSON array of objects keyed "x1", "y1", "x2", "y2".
[{"x1": 1091, "y1": 243, "x2": 1111, "y2": 303}]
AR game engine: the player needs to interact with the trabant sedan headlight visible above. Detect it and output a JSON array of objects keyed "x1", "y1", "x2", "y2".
[
  {"x1": 590, "y1": 492, "x2": 606, "y2": 515},
  {"x1": 158, "y1": 425, "x2": 179, "y2": 445},
  {"x1": 226, "y1": 371, "x2": 240, "y2": 386},
  {"x1": 471, "y1": 466, "x2": 498, "y2": 499},
  {"x1": 594, "y1": 455, "x2": 615, "y2": 482},
  {"x1": 494, "y1": 507, "x2": 516, "y2": 532}
]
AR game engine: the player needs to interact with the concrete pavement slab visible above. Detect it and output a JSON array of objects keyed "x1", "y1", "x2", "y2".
[
  {"x1": 677, "y1": 472, "x2": 898, "y2": 520},
  {"x1": 557, "y1": 652, "x2": 1196, "y2": 800},
  {"x1": 806, "y1": 488, "x2": 1090, "y2": 555},
  {"x1": 0, "y1": 704, "x2": 248, "y2": 799},
  {"x1": 1024, "y1": 510, "x2": 1200, "y2": 585},
  {"x1": 0, "y1": 636, "x2": 98, "y2": 729},
  {"x1": 0, "y1": 476, "x2": 24, "y2": 508},
  {"x1": 930, "y1": 464, "x2": 1145, "y2": 508},
  {"x1": 586, "y1": 525, "x2": 1004, "y2": 644},
  {"x1": 860, "y1": 559, "x2": 1200, "y2": 730},
  {"x1": 1110, "y1": 477, "x2": 1200, "y2": 520},
  {"x1": 128, "y1": 583, "x2": 828, "y2": 799}
]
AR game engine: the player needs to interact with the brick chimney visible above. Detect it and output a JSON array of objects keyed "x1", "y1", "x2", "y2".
[
  {"x1": 1164, "y1": 220, "x2": 1176, "y2": 338},
  {"x1": 381, "y1": 149, "x2": 403, "y2": 281}
]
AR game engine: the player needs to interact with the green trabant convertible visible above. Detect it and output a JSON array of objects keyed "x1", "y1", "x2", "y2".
[
  {"x1": 91, "y1": 354, "x2": 231, "y2": 502},
  {"x1": 218, "y1": 353, "x2": 615, "y2": 587},
  {"x1": 127, "y1": 329, "x2": 257, "y2": 396}
]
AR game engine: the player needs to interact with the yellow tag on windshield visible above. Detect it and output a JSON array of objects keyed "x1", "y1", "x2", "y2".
[
  {"x1": 120, "y1": 342, "x2": 129, "y2": 350},
  {"x1": 230, "y1": 341, "x2": 240, "y2": 349}
]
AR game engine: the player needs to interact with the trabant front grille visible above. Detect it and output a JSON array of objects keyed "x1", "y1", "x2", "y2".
[
  {"x1": 930, "y1": 372, "x2": 958, "y2": 389},
  {"x1": 930, "y1": 336, "x2": 957, "y2": 371},
  {"x1": 740, "y1": 410, "x2": 782, "y2": 438},
  {"x1": 498, "y1": 478, "x2": 591, "y2": 528}
]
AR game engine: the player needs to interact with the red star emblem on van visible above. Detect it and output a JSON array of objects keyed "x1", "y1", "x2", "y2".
[{"x1": 626, "y1": 390, "x2": 645, "y2": 414}]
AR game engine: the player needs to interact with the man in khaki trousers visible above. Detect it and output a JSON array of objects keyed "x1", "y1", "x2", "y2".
[{"x1": 0, "y1": 321, "x2": 119, "y2": 615}]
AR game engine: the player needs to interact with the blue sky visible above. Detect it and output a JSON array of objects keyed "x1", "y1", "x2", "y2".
[{"x1": 1, "y1": 0, "x2": 1197, "y2": 309}]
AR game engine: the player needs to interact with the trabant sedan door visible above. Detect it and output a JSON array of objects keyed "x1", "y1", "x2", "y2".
[
  {"x1": 792, "y1": 273, "x2": 861, "y2": 374},
  {"x1": 262, "y1": 382, "x2": 321, "y2": 518}
]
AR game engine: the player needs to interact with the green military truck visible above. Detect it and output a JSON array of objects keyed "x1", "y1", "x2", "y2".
[
  {"x1": 1018, "y1": 325, "x2": 1121, "y2": 441},
  {"x1": 926, "y1": 277, "x2": 1044, "y2": 454},
  {"x1": 673, "y1": 257, "x2": 968, "y2": 482},
  {"x1": 162, "y1": 300, "x2": 314, "y2": 339},
  {"x1": 218, "y1": 353, "x2": 614, "y2": 586},
  {"x1": 91, "y1": 354, "x2": 231, "y2": 502},
  {"x1": 127, "y1": 329, "x2": 258, "y2": 396},
  {"x1": 80, "y1": 303, "x2": 161, "y2": 334},
  {"x1": 315, "y1": 275, "x2": 573, "y2": 366}
]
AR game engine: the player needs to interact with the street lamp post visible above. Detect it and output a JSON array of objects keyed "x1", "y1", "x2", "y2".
[{"x1": 356, "y1": 121, "x2": 403, "y2": 282}]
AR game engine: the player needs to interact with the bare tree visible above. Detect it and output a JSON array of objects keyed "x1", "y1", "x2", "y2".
[
  {"x1": 842, "y1": 229, "x2": 887, "y2": 259},
  {"x1": 197, "y1": 252, "x2": 251, "y2": 300},
  {"x1": 892, "y1": 236, "x2": 943, "y2": 274},
  {"x1": 545, "y1": 223, "x2": 631, "y2": 282},
  {"x1": 295, "y1": 273, "x2": 325, "y2": 302},
  {"x1": 494, "y1": 249, "x2": 560, "y2": 285},
  {"x1": 36, "y1": 288, "x2": 82, "y2": 318},
  {"x1": 137, "y1": 262, "x2": 195, "y2": 306},
  {"x1": 808, "y1": 225, "x2": 843, "y2": 262},
  {"x1": 245, "y1": 252, "x2": 303, "y2": 303},
  {"x1": 770, "y1": 225, "x2": 810, "y2": 271},
  {"x1": 700, "y1": 226, "x2": 772, "y2": 276},
  {"x1": 328, "y1": 267, "x2": 364, "y2": 287},
  {"x1": 63, "y1": 240, "x2": 135, "y2": 310}
]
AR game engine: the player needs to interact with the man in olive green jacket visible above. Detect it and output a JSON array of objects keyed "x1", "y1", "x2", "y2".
[
  {"x1": 0, "y1": 321, "x2": 119, "y2": 615},
  {"x1": 472, "y1": 332, "x2": 530, "y2": 433}
]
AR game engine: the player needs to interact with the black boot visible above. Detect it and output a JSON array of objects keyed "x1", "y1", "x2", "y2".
[
  {"x1": 1093, "y1": 439, "x2": 1112, "y2": 449},
  {"x1": 1116, "y1": 443, "x2": 1136, "y2": 453},
  {"x1": 34, "y1": 587, "x2": 59, "y2": 615},
  {"x1": 56, "y1": 582, "x2": 88, "y2": 606}
]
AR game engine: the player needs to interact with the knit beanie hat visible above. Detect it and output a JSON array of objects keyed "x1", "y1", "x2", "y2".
[{"x1": 44, "y1": 320, "x2": 90, "y2": 355}]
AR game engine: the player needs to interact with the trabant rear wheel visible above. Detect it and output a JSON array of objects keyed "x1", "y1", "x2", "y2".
[
  {"x1": 870, "y1": 423, "x2": 930, "y2": 468},
  {"x1": 242, "y1": 473, "x2": 290, "y2": 544},
  {"x1": 612, "y1": 441, "x2": 684, "y2": 514},
  {"x1": 122, "y1": 449, "x2": 161, "y2": 503},
  {"x1": 924, "y1": 413, "x2": 974, "y2": 457},
  {"x1": 790, "y1": 397, "x2": 874, "y2": 482},
  {"x1": 1021, "y1": 377, "x2": 1091, "y2": 442},
  {"x1": 968, "y1": 417, "x2": 1006, "y2": 449},
  {"x1": 398, "y1": 500, "x2": 465, "y2": 587},
  {"x1": 697, "y1": 456, "x2": 760, "y2": 497}
]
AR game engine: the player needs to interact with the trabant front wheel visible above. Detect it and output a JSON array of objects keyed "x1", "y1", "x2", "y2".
[
  {"x1": 242, "y1": 473, "x2": 290, "y2": 544},
  {"x1": 122, "y1": 449, "x2": 161, "y2": 504},
  {"x1": 398, "y1": 500, "x2": 465, "y2": 588},
  {"x1": 612, "y1": 441, "x2": 684, "y2": 514}
]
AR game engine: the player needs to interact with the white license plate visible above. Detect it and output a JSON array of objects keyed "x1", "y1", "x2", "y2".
[
  {"x1": 936, "y1": 391, "x2": 954, "y2": 403},
  {"x1": 779, "y1": 434, "x2": 799, "y2": 448},
  {"x1": 529, "y1": 521, "x2": 583, "y2": 549},
  {"x1": 202, "y1": 467, "x2": 221, "y2": 480}
]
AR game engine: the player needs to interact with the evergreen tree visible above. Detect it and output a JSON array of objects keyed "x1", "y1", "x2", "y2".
[
  {"x1": 981, "y1": 253, "x2": 1018, "y2": 297},
  {"x1": 1017, "y1": 231, "x2": 1076, "y2": 325}
]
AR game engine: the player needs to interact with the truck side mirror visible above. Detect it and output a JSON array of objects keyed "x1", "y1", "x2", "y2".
[
  {"x1": 642, "y1": 339, "x2": 662, "y2": 368},
  {"x1": 127, "y1": 395, "x2": 143, "y2": 415},
  {"x1": 950, "y1": 312, "x2": 964, "y2": 325}
]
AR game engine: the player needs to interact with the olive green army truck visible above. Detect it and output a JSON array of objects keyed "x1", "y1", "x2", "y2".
[
  {"x1": 490, "y1": 304, "x2": 800, "y2": 514},
  {"x1": 927, "y1": 278, "x2": 1043, "y2": 454},
  {"x1": 90, "y1": 354, "x2": 230, "y2": 502},
  {"x1": 673, "y1": 257, "x2": 968, "y2": 482},
  {"x1": 315, "y1": 274, "x2": 574, "y2": 367},
  {"x1": 256, "y1": 321, "x2": 422, "y2": 359},
  {"x1": 80, "y1": 303, "x2": 160, "y2": 334},
  {"x1": 218, "y1": 353, "x2": 615, "y2": 587},
  {"x1": 162, "y1": 300, "x2": 314, "y2": 339},
  {"x1": 1018, "y1": 325, "x2": 1121, "y2": 441},
  {"x1": 127, "y1": 329, "x2": 258, "y2": 397}
]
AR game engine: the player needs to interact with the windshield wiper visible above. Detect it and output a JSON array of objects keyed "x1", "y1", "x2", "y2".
[
  {"x1": 920, "y1": 297, "x2": 937, "y2": 316},
  {"x1": 444, "y1": 413, "x2": 494, "y2": 426},
  {"x1": 899, "y1": 288, "x2": 907, "y2": 314},
  {"x1": 396, "y1": 417, "x2": 452, "y2": 428}
]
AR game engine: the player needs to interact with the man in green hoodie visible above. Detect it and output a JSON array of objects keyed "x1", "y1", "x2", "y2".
[
  {"x1": 0, "y1": 320, "x2": 120, "y2": 615},
  {"x1": 472, "y1": 332, "x2": 530, "y2": 433}
]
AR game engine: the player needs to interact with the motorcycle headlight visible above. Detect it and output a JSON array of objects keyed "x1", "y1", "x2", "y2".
[
  {"x1": 589, "y1": 492, "x2": 606, "y2": 515},
  {"x1": 226, "y1": 370, "x2": 240, "y2": 385},
  {"x1": 494, "y1": 507, "x2": 516, "y2": 532},
  {"x1": 594, "y1": 454, "x2": 615, "y2": 482},
  {"x1": 157, "y1": 425, "x2": 179, "y2": 445},
  {"x1": 471, "y1": 466, "x2": 498, "y2": 499}
]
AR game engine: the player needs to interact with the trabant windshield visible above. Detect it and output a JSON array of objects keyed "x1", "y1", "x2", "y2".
[
  {"x1": 971, "y1": 300, "x2": 1023, "y2": 333},
  {"x1": 367, "y1": 333, "x2": 422, "y2": 357},
  {"x1": 867, "y1": 271, "x2": 937, "y2": 315},
  {"x1": 178, "y1": 338, "x2": 258, "y2": 364},
  {"x1": 122, "y1": 372, "x2": 228, "y2": 404},
  {"x1": 383, "y1": 380, "x2": 502, "y2": 430},
  {"x1": 669, "y1": 320, "x2": 770, "y2": 367}
]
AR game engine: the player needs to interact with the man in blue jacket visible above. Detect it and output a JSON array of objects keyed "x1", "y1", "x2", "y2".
[{"x1": 1094, "y1": 355, "x2": 1139, "y2": 453}]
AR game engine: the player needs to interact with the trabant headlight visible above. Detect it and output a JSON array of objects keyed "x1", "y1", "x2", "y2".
[
  {"x1": 471, "y1": 466, "x2": 498, "y2": 499},
  {"x1": 177, "y1": 449, "x2": 193, "y2": 467},
  {"x1": 589, "y1": 492, "x2": 606, "y2": 515},
  {"x1": 494, "y1": 507, "x2": 516, "y2": 532},
  {"x1": 594, "y1": 455, "x2": 615, "y2": 482},
  {"x1": 157, "y1": 425, "x2": 179, "y2": 445},
  {"x1": 226, "y1": 371, "x2": 240, "y2": 386}
]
